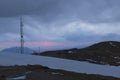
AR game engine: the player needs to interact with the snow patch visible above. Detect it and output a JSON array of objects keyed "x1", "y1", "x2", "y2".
[
  {"x1": 51, "y1": 72, "x2": 64, "y2": 75},
  {"x1": 7, "y1": 76, "x2": 25, "y2": 80},
  {"x1": 0, "y1": 52, "x2": 120, "y2": 78},
  {"x1": 86, "y1": 59, "x2": 97, "y2": 63},
  {"x1": 68, "y1": 51, "x2": 73, "y2": 54},
  {"x1": 109, "y1": 42, "x2": 116, "y2": 47},
  {"x1": 117, "y1": 62, "x2": 120, "y2": 64},
  {"x1": 114, "y1": 56, "x2": 120, "y2": 59}
]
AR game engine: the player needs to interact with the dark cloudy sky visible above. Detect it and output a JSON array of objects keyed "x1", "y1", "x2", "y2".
[{"x1": 0, "y1": 0, "x2": 120, "y2": 51}]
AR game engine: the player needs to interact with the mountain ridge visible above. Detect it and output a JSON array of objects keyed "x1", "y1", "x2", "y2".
[
  {"x1": 1, "y1": 47, "x2": 34, "y2": 54},
  {"x1": 39, "y1": 41, "x2": 120, "y2": 66}
]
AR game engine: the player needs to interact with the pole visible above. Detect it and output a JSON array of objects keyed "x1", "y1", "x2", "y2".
[
  {"x1": 20, "y1": 17, "x2": 24, "y2": 54},
  {"x1": 39, "y1": 46, "x2": 40, "y2": 53}
]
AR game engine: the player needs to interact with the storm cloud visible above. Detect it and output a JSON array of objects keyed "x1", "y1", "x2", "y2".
[
  {"x1": 1, "y1": 0, "x2": 120, "y2": 22},
  {"x1": 0, "y1": 0, "x2": 120, "y2": 50}
]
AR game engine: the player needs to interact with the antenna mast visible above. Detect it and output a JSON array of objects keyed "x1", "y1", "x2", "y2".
[{"x1": 20, "y1": 17, "x2": 24, "y2": 54}]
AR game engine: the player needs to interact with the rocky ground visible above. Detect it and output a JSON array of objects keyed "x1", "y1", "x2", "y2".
[
  {"x1": 39, "y1": 41, "x2": 120, "y2": 66},
  {"x1": 0, "y1": 65, "x2": 120, "y2": 80}
]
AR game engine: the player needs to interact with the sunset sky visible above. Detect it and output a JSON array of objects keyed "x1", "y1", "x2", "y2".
[{"x1": 0, "y1": 0, "x2": 120, "y2": 51}]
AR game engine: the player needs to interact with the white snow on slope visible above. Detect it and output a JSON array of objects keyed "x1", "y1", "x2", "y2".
[
  {"x1": 109, "y1": 42, "x2": 116, "y2": 47},
  {"x1": 0, "y1": 52, "x2": 120, "y2": 78},
  {"x1": 7, "y1": 76, "x2": 25, "y2": 80}
]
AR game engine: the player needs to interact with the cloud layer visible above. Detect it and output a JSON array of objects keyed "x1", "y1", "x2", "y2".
[{"x1": 0, "y1": 0, "x2": 120, "y2": 50}]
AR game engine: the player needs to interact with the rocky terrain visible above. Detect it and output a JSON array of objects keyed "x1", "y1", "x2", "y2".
[
  {"x1": 39, "y1": 41, "x2": 120, "y2": 66},
  {"x1": 0, "y1": 65, "x2": 119, "y2": 80}
]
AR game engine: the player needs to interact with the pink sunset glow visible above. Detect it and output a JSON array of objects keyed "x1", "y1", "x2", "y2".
[
  {"x1": 0, "y1": 41, "x2": 62, "y2": 49},
  {"x1": 26, "y1": 41, "x2": 61, "y2": 47}
]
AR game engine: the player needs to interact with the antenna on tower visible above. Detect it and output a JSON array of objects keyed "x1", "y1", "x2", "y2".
[{"x1": 20, "y1": 17, "x2": 24, "y2": 54}]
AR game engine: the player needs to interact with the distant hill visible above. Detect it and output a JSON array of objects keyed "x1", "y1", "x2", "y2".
[
  {"x1": 1, "y1": 47, "x2": 34, "y2": 54},
  {"x1": 40, "y1": 41, "x2": 120, "y2": 66}
]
